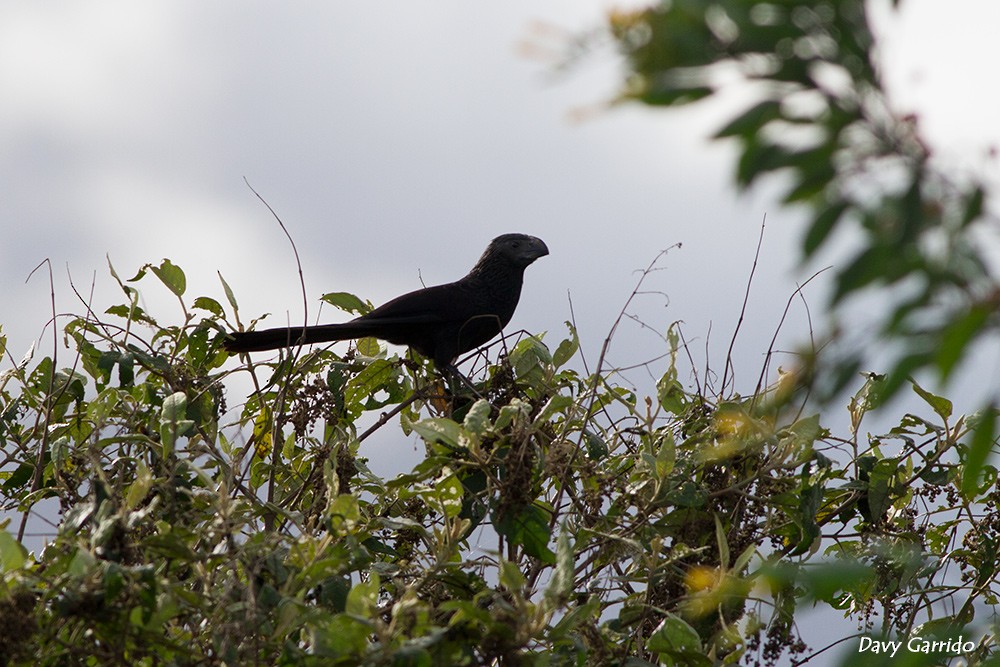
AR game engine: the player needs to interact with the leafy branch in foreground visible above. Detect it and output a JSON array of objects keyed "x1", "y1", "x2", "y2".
[
  {"x1": 0, "y1": 259, "x2": 998, "y2": 666},
  {"x1": 605, "y1": 0, "x2": 999, "y2": 405}
]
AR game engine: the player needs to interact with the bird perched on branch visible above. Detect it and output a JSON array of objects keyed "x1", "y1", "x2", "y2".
[{"x1": 224, "y1": 234, "x2": 549, "y2": 370}]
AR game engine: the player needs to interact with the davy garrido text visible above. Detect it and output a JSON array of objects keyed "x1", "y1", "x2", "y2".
[{"x1": 857, "y1": 635, "x2": 976, "y2": 658}]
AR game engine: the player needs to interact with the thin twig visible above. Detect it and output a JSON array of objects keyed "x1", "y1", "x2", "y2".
[
  {"x1": 548, "y1": 244, "x2": 680, "y2": 533},
  {"x1": 357, "y1": 392, "x2": 422, "y2": 444},
  {"x1": 566, "y1": 291, "x2": 590, "y2": 377},
  {"x1": 675, "y1": 325, "x2": 705, "y2": 400},
  {"x1": 243, "y1": 179, "x2": 311, "y2": 528},
  {"x1": 18, "y1": 260, "x2": 58, "y2": 542},
  {"x1": 751, "y1": 266, "x2": 830, "y2": 403},
  {"x1": 243, "y1": 178, "x2": 309, "y2": 329},
  {"x1": 721, "y1": 214, "x2": 766, "y2": 397}
]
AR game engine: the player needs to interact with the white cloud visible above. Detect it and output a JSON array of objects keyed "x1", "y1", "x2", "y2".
[
  {"x1": 873, "y1": 0, "x2": 1000, "y2": 179},
  {"x1": 0, "y1": 4, "x2": 200, "y2": 134}
]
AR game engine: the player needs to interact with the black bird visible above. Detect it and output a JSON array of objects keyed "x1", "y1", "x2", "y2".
[{"x1": 224, "y1": 233, "x2": 549, "y2": 369}]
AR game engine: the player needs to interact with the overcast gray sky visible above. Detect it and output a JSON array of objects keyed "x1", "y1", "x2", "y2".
[
  {"x1": 3, "y1": 0, "x2": 997, "y2": 388},
  {"x1": 3, "y1": 1, "x2": 1000, "y2": 661},
  {"x1": 3, "y1": 0, "x2": 999, "y2": 441},
  {"x1": 0, "y1": 2, "x2": 773, "y2": 402}
]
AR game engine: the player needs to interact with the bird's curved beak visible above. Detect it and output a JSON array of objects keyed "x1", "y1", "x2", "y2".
[{"x1": 524, "y1": 236, "x2": 549, "y2": 263}]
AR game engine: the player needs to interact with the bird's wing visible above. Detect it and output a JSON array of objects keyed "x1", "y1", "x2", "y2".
[
  {"x1": 346, "y1": 313, "x2": 442, "y2": 329},
  {"x1": 357, "y1": 283, "x2": 465, "y2": 323}
]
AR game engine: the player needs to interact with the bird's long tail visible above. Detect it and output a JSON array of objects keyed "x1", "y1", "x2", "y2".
[{"x1": 224, "y1": 323, "x2": 373, "y2": 353}]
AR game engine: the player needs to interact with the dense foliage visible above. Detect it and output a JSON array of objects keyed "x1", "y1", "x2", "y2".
[
  {"x1": 3, "y1": 1, "x2": 999, "y2": 665},
  {"x1": 2, "y1": 260, "x2": 999, "y2": 666}
]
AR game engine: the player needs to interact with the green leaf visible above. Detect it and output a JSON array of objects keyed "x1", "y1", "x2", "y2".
[
  {"x1": 714, "y1": 514, "x2": 730, "y2": 569},
  {"x1": 714, "y1": 99, "x2": 783, "y2": 139},
  {"x1": 434, "y1": 472, "x2": 464, "y2": 519},
  {"x1": 124, "y1": 460, "x2": 153, "y2": 511},
  {"x1": 281, "y1": 430, "x2": 297, "y2": 461},
  {"x1": 549, "y1": 597, "x2": 601, "y2": 640},
  {"x1": 328, "y1": 493, "x2": 361, "y2": 533},
  {"x1": 509, "y1": 335, "x2": 551, "y2": 387},
  {"x1": 315, "y1": 576, "x2": 352, "y2": 612},
  {"x1": 909, "y1": 379, "x2": 953, "y2": 421},
  {"x1": 733, "y1": 542, "x2": 757, "y2": 574},
  {"x1": 159, "y1": 392, "x2": 193, "y2": 458},
  {"x1": 803, "y1": 202, "x2": 848, "y2": 257},
  {"x1": 320, "y1": 291, "x2": 372, "y2": 316},
  {"x1": 647, "y1": 614, "x2": 706, "y2": 663},
  {"x1": 118, "y1": 352, "x2": 135, "y2": 387},
  {"x1": 638, "y1": 84, "x2": 713, "y2": 107},
  {"x1": 798, "y1": 559, "x2": 875, "y2": 604},
  {"x1": 498, "y1": 559, "x2": 526, "y2": 592},
  {"x1": 784, "y1": 414, "x2": 822, "y2": 453},
  {"x1": 537, "y1": 394, "x2": 574, "y2": 423},
  {"x1": 192, "y1": 296, "x2": 225, "y2": 317},
  {"x1": 783, "y1": 158, "x2": 836, "y2": 203},
  {"x1": 919, "y1": 464, "x2": 951, "y2": 486},
  {"x1": 832, "y1": 245, "x2": 893, "y2": 302},
  {"x1": 66, "y1": 545, "x2": 96, "y2": 577},
  {"x1": 792, "y1": 479, "x2": 821, "y2": 555},
  {"x1": 0, "y1": 529, "x2": 27, "y2": 571},
  {"x1": 866, "y1": 457, "x2": 898, "y2": 519},
  {"x1": 848, "y1": 373, "x2": 886, "y2": 426},
  {"x1": 900, "y1": 174, "x2": 926, "y2": 244},
  {"x1": 653, "y1": 432, "x2": 676, "y2": 478},
  {"x1": 552, "y1": 323, "x2": 579, "y2": 368},
  {"x1": 962, "y1": 405, "x2": 997, "y2": 498},
  {"x1": 736, "y1": 140, "x2": 792, "y2": 188},
  {"x1": 462, "y1": 399, "x2": 492, "y2": 438},
  {"x1": 312, "y1": 614, "x2": 372, "y2": 657},
  {"x1": 49, "y1": 435, "x2": 70, "y2": 472},
  {"x1": 105, "y1": 303, "x2": 157, "y2": 326},
  {"x1": 668, "y1": 481, "x2": 707, "y2": 509},
  {"x1": 937, "y1": 305, "x2": 990, "y2": 381},
  {"x1": 150, "y1": 259, "x2": 186, "y2": 297},
  {"x1": 346, "y1": 573, "x2": 380, "y2": 617},
  {"x1": 494, "y1": 399, "x2": 530, "y2": 431},
  {"x1": 2, "y1": 463, "x2": 34, "y2": 494},
  {"x1": 494, "y1": 504, "x2": 555, "y2": 565},
  {"x1": 355, "y1": 336, "x2": 381, "y2": 357},
  {"x1": 125, "y1": 265, "x2": 148, "y2": 282},
  {"x1": 584, "y1": 429, "x2": 609, "y2": 461},
  {"x1": 103, "y1": 563, "x2": 125, "y2": 601},
  {"x1": 410, "y1": 418, "x2": 465, "y2": 449},
  {"x1": 961, "y1": 186, "x2": 985, "y2": 227},
  {"x1": 657, "y1": 371, "x2": 685, "y2": 414},
  {"x1": 344, "y1": 359, "x2": 408, "y2": 414},
  {"x1": 218, "y1": 271, "x2": 239, "y2": 312},
  {"x1": 544, "y1": 529, "x2": 574, "y2": 608}
]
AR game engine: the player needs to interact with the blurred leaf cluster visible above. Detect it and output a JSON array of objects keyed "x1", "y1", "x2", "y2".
[
  {"x1": 1, "y1": 260, "x2": 999, "y2": 666},
  {"x1": 608, "y1": 0, "x2": 997, "y2": 401}
]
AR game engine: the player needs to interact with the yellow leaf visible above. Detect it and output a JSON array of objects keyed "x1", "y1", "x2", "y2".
[{"x1": 253, "y1": 405, "x2": 273, "y2": 459}]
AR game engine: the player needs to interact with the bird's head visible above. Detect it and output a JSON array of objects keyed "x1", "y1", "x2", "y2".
[{"x1": 486, "y1": 233, "x2": 550, "y2": 268}]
